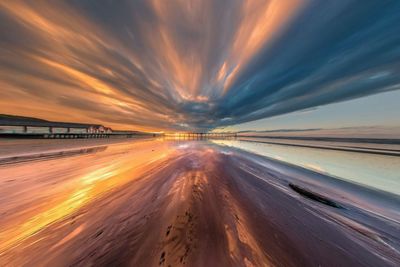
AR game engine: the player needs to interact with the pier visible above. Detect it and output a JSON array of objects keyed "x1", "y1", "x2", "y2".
[
  {"x1": 0, "y1": 115, "x2": 158, "y2": 139},
  {"x1": 166, "y1": 132, "x2": 238, "y2": 139}
]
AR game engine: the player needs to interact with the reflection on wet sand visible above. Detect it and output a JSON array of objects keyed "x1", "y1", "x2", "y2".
[
  {"x1": 213, "y1": 138, "x2": 400, "y2": 196},
  {"x1": 0, "y1": 139, "x2": 174, "y2": 255},
  {"x1": 0, "y1": 139, "x2": 399, "y2": 266},
  {"x1": 0, "y1": 145, "x2": 107, "y2": 166}
]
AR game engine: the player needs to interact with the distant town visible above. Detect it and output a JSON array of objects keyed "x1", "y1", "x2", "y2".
[
  {"x1": 0, "y1": 114, "x2": 239, "y2": 139},
  {"x1": 0, "y1": 114, "x2": 158, "y2": 139}
]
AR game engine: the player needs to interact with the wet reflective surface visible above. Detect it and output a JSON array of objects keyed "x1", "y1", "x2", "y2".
[
  {"x1": 0, "y1": 138, "x2": 399, "y2": 266},
  {"x1": 213, "y1": 138, "x2": 400, "y2": 195}
]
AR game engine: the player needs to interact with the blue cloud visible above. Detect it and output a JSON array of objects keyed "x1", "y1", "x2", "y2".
[{"x1": 215, "y1": 1, "x2": 400, "y2": 128}]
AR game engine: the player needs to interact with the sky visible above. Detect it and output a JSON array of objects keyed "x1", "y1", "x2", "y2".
[
  {"x1": 0, "y1": 0, "x2": 399, "y2": 133},
  {"x1": 218, "y1": 90, "x2": 400, "y2": 137}
]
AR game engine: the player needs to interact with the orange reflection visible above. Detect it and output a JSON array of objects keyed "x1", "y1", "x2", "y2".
[{"x1": 0, "y1": 140, "x2": 178, "y2": 254}]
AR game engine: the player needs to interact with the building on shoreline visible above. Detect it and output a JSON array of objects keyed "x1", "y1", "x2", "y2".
[
  {"x1": 0, "y1": 114, "x2": 157, "y2": 138},
  {"x1": 0, "y1": 114, "x2": 109, "y2": 135}
]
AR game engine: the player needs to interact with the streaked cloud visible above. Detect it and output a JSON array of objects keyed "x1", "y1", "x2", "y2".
[{"x1": 0, "y1": 0, "x2": 399, "y2": 131}]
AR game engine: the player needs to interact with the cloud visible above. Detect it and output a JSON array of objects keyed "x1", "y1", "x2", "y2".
[
  {"x1": 216, "y1": 1, "x2": 400, "y2": 126},
  {"x1": 0, "y1": 0, "x2": 399, "y2": 131}
]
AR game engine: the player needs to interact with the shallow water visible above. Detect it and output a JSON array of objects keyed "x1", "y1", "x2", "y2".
[{"x1": 213, "y1": 138, "x2": 400, "y2": 196}]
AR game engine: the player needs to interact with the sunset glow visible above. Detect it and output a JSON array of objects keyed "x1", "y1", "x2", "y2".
[{"x1": 1, "y1": 1, "x2": 400, "y2": 266}]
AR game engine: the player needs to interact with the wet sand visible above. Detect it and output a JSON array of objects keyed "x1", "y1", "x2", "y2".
[{"x1": 0, "y1": 139, "x2": 399, "y2": 266}]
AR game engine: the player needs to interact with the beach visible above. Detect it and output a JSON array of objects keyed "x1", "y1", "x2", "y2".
[{"x1": 0, "y1": 138, "x2": 399, "y2": 266}]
